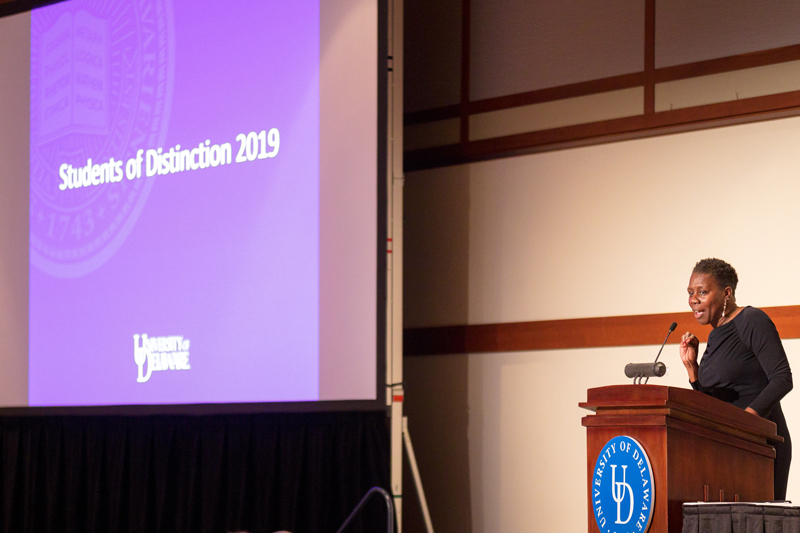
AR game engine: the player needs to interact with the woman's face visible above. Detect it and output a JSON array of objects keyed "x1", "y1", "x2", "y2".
[{"x1": 687, "y1": 272, "x2": 727, "y2": 326}]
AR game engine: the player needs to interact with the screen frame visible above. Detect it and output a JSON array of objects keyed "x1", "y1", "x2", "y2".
[{"x1": 0, "y1": 0, "x2": 388, "y2": 416}]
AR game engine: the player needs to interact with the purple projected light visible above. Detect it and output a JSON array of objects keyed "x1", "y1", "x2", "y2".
[{"x1": 29, "y1": 0, "x2": 321, "y2": 405}]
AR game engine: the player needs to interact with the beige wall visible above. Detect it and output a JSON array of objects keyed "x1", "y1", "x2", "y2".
[
  {"x1": 655, "y1": 0, "x2": 800, "y2": 68},
  {"x1": 403, "y1": 116, "x2": 800, "y2": 532},
  {"x1": 469, "y1": 0, "x2": 644, "y2": 100},
  {"x1": 0, "y1": 12, "x2": 29, "y2": 407}
]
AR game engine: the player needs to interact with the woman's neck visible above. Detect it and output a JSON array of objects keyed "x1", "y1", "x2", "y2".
[{"x1": 716, "y1": 301, "x2": 739, "y2": 328}]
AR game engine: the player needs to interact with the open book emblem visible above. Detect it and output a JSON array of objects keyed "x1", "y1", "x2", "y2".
[{"x1": 37, "y1": 10, "x2": 109, "y2": 143}]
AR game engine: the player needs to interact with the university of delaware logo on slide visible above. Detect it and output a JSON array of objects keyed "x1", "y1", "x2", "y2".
[
  {"x1": 134, "y1": 334, "x2": 191, "y2": 383},
  {"x1": 591, "y1": 436, "x2": 655, "y2": 533}
]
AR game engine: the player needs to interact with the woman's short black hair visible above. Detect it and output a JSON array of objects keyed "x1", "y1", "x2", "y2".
[{"x1": 693, "y1": 258, "x2": 738, "y2": 293}]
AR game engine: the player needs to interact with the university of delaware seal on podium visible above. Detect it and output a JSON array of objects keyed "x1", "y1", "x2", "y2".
[{"x1": 591, "y1": 436, "x2": 655, "y2": 533}]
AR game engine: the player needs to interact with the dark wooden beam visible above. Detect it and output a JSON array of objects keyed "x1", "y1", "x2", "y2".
[
  {"x1": 459, "y1": 0, "x2": 471, "y2": 143},
  {"x1": 404, "y1": 43, "x2": 800, "y2": 127},
  {"x1": 469, "y1": 72, "x2": 646, "y2": 115},
  {"x1": 655, "y1": 43, "x2": 800, "y2": 84},
  {"x1": 405, "y1": 305, "x2": 800, "y2": 356},
  {"x1": 405, "y1": 104, "x2": 461, "y2": 126},
  {"x1": 405, "y1": 89, "x2": 800, "y2": 171},
  {"x1": 644, "y1": 0, "x2": 656, "y2": 114}
]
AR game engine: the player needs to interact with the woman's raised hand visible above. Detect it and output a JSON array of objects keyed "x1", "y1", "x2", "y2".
[{"x1": 679, "y1": 331, "x2": 700, "y2": 382}]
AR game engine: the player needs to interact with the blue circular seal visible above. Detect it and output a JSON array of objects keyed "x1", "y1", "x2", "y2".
[{"x1": 591, "y1": 436, "x2": 655, "y2": 533}]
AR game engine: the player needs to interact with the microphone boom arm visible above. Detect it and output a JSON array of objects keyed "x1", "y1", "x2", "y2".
[{"x1": 638, "y1": 321, "x2": 677, "y2": 385}]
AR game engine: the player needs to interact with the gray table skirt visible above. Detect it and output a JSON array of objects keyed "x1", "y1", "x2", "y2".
[{"x1": 683, "y1": 503, "x2": 800, "y2": 533}]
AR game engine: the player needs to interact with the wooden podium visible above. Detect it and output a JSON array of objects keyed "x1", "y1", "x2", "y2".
[{"x1": 580, "y1": 385, "x2": 782, "y2": 533}]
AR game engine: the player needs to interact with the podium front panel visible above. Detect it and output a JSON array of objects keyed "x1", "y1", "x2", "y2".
[{"x1": 582, "y1": 386, "x2": 777, "y2": 533}]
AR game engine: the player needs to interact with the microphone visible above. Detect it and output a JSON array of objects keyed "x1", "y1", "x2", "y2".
[
  {"x1": 624, "y1": 362, "x2": 667, "y2": 380},
  {"x1": 625, "y1": 322, "x2": 677, "y2": 384}
]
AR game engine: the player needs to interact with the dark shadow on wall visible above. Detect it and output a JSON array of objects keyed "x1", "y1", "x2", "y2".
[
  {"x1": 402, "y1": 167, "x2": 471, "y2": 533},
  {"x1": 403, "y1": 167, "x2": 471, "y2": 330},
  {"x1": 402, "y1": 355, "x2": 472, "y2": 533}
]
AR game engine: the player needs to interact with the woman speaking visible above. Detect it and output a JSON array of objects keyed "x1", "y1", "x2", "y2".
[{"x1": 680, "y1": 258, "x2": 793, "y2": 500}]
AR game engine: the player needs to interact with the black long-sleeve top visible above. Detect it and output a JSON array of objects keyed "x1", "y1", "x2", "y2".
[{"x1": 691, "y1": 306, "x2": 793, "y2": 416}]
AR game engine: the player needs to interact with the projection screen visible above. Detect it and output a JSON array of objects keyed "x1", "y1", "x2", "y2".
[{"x1": 0, "y1": 0, "x2": 387, "y2": 411}]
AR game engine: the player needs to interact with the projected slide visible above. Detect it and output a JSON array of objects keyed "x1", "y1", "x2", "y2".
[{"x1": 29, "y1": 0, "x2": 322, "y2": 405}]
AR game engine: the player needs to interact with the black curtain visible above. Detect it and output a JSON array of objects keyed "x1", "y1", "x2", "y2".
[{"x1": 0, "y1": 411, "x2": 390, "y2": 533}]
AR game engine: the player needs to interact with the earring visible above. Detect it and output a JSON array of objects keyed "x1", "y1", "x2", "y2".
[{"x1": 722, "y1": 298, "x2": 728, "y2": 319}]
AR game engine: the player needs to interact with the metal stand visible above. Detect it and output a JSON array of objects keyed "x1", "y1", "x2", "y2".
[
  {"x1": 386, "y1": 0, "x2": 407, "y2": 530},
  {"x1": 336, "y1": 487, "x2": 394, "y2": 533},
  {"x1": 386, "y1": 1, "x2": 433, "y2": 532},
  {"x1": 402, "y1": 417, "x2": 434, "y2": 533}
]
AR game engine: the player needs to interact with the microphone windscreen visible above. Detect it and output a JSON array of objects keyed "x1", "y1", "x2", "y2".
[
  {"x1": 625, "y1": 362, "x2": 668, "y2": 379},
  {"x1": 669, "y1": 322, "x2": 677, "y2": 332}
]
